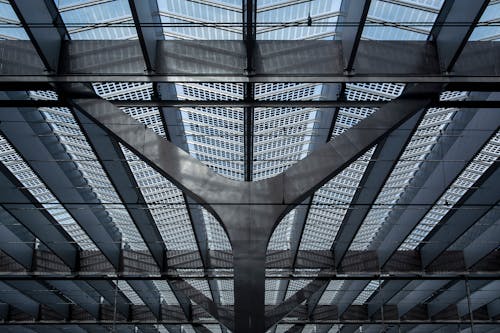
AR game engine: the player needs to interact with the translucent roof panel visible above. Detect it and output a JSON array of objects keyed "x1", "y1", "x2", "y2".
[
  {"x1": 29, "y1": 90, "x2": 149, "y2": 251},
  {"x1": 299, "y1": 83, "x2": 404, "y2": 251},
  {"x1": 253, "y1": 83, "x2": 331, "y2": 180},
  {"x1": 176, "y1": 83, "x2": 244, "y2": 181},
  {"x1": 0, "y1": 1, "x2": 29, "y2": 40},
  {"x1": 56, "y1": 0, "x2": 137, "y2": 39},
  {"x1": 158, "y1": 0, "x2": 241, "y2": 40},
  {"x1": 362, "y1": 0, "x2": 444, "y2": 40},
  {"x1": 351, "y1": 91, "x2": 469, "y2": 250},
  {"x1": 257, "y1": 0, "x2": 342, "y2": 40},
  {"x1": 400, "y1": 131, "x2": 500, "y2": 250},
  {"x1": 0, "y1": 134, "x2": 97, "y2": 250},
  {"x1": 470, "y1": 0, "x2": 500, "y2": 41}
]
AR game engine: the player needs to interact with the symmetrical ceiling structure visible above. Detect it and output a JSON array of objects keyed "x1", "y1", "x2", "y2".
[{"x1": 0, "y1": 0, "x2": 499, "y2": 333}]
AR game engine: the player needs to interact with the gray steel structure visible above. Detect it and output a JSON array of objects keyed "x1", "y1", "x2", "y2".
[{"x1": 0, "y1": 1, "x2": 499, "y2": 333}]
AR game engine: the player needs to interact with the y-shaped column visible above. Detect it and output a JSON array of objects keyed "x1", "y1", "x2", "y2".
[{"x1": 59, "y1": 82, "x2": 441, "y2": 332}]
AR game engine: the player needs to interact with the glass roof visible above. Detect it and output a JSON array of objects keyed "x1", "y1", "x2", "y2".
[
  {"x1": 362, "y1": 0, "x2": 444, "y2": 40},
  {"x1": 0, "y1": 0, "x2": 28, "y2": 40},
  {"x1": 1, "y1": 1, "x2": 499, "y2": 331}
]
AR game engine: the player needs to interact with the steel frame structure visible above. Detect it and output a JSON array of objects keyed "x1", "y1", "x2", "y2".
[{"x1": 0, "y1": 0, "x2": 499, "y2": 333}]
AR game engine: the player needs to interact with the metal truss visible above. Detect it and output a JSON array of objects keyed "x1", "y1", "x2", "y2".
[{"x1": 1, "y1": 0, "x2": 499, "y2": 332}]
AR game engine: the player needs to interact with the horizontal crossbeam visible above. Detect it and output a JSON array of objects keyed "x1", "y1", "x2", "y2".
[
  {"x1": 2, "y1": 99, "x2": 500, "y2": 109},
  {"x1": 0, "y1": 40, "x2": 498, "y2": 83}
]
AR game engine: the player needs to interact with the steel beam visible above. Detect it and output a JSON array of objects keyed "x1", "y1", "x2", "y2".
[
  {"x1": 0, "y1": 98, "x2": 122, "y2": 268},
  {"x1": 462, "y1": 208, "x2": 500, "y2": 268},
  {"x1": 125, "y1": 4, "x2": 226, "y2": 324},
  {"x1": 0, "y1": 207, "x2": 34, "y2": 269},
  {"x1": 337, "y1": 0, "x2": 372, "y2": 72},
  {"x1": 265, "y1": 279, "x2": 329, "y2": 330},
  {"x1": 457, "y1": 281, "x2": 500, "y2": 317},
  {"x1": 281, "y1": 83, "x2": 441, "y2": 207},
  {"x1": 8, "y1": 0, "x2": 67, "y2": 72},
  {"x1": 72, "y1": 110, "x2": 166, "y2": 271},
  {"x1": 1, "y1": 41, "x2": 499, "y2": 83},
  {"x1": 420, "y1": 166, "x2": 500, "y2": 267},
  {"x1": 128, "y1": 0, "x2": 162, "y2": 71},
  {"x1": 4, "y1": 281, "x2": 70, "y2": 319},
  {"x1": 333, "y1": 110, "x2": 424, "y2": 266},
  {"x1": 376, "y1": 108, "x2": 499, "y2": 266},
  {"x1": 0, "y1": 164, "x2": 78, "y2": 270},
  {"x1": 55, "y1": 82, "x2": 443, "y2": 333},
  {"x1": 0, "y1": 281, "x2": 39, "y2": 318},
  {"x1": 431, "y1": 0, "x2": 489, "y2": 72},
  {"x1": 427, "y1": 280, "x2": 491, "y2": 318},
  {"x1": 5, "y1": 100, "x2": 500, "y2": 109}
]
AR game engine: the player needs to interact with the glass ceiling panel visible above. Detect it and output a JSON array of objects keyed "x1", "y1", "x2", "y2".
[
  {"x1": 362, "y1": 0, "x2": 444, "y2": 40},
  {"x1": 56, "y1": 0, "x2": 137, "y2": 39},
  {"x1": 400, "y1": 131, "x2": 500, "y2": 250},
  {"x1": 299, "y1": 83, "x2": 404, "y2": 251},
  {"x1": 350, "y1": 91, "x2": 469, "y2": 251},
  {"x1": 0, "y1": 134, "x2": 97, "y2": 250},
  {"x1": 470, "y1": 0, "x2": 500, "y2": 41},
  {"x1": 257, "y1": 0, "x2": 341, "y2": 40},
  {"x1": 92, "y1": 82, "x2": 202, "y2": 252},
  {"x1": 158, "y1": 0, "x2": 241, "y2": 40},
  {"x1": 0, "y1": 0, "x2": 28, "y2": 40},
  {"x1": 29, "y1": 90, "x2": 150, "y2": 251},
  {"x1": 176, "y1": 83, "x2": 245, "y2": 181},
  {"x1": 253, "y1": 83, "x2": 331, "y2": 181}
]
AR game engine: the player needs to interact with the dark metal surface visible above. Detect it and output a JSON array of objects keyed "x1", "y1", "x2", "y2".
[
  {"x1": 431, "y1": 0, "x2": 490, "y2": 72},
  {"x1": 0, "y1": 40, "x2": 499, "y2": 83}
]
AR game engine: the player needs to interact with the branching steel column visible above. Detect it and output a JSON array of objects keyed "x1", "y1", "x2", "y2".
[
  {"x1": 126, "y1": 2, "x2": 225, "y2": 326},
  {"x1": 431, "y1": 0, "x2": 489, "y2": 72},
  {"x1": 59, "y1": 83, "x2": 443, "y2": 333}
]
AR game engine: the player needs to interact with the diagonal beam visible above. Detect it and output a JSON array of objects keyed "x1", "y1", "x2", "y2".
[
  {"x1": 71, "y1": 110, "x2": 166, "y2": 271},
  {"x1": 430, "y1": 0, "x2": 489, "y2": 72},
  {"x1": 337, "y1": 0, "x2": 372, "y2": 72},
  {"x1": 0, "y1": 97, "x2": 121, "y2": 268},
  {"x1": 85, "y1": 280, "x2": 130, "y2": 318},
  {"x1": 47, "y1": 281, "x2": 101, "y2": 319},
  {"x1": 0, "y1": 163, "x2": 78, "y2": 270},
  {"x1": 170, "y1": 280, "x2": 234, "y2": 331},
  {"x1": 58, "y1": 83, "x2": 229, "y2": 212},
  {"x1": 265, "y1": 279, "x2": 328, "y2": 330},
  {"x1": 128, "y1": 0, "x2": 162, "y2": 71},
  {"x1": 333, "y1": 110, "x2": 424, "y2": 266},
  {"x1": 281, "y1": 83, "x2": 442, "y2": 209},
  {"x1": 376, "y1": 108, "x2": 499, "y2": 266},
  {"x1": 9, "y1": 0, "x2": 67, "y2": 72},
  {"x1": 462, "y1": 208, "x2": 500, "y2": 268},
  {"x1": 4, "y1": 281, "x2": 70, "y2": 319},
  {"x1": 420, "y1": 166, "x2": 500, "y2": 267},
  {"x1": 457, "y1": 280, "x2": 500, "y2": 317},
  {"x1": 0, "y1": 281, "x2": 39, "y2": 318},
  {"x1": 427, "y1": 280, "x2": 490, "y2": 318},
  {"x1": 0, "y1": 207, "x2": 34, "y2": 270}
]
